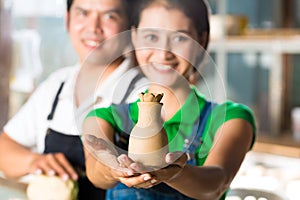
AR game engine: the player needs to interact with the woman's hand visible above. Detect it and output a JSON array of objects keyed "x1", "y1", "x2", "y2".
[
  {"x1": 151, "y1": 152, "x2": 188, "y2": 183},
  {"x1": 117, "y1": 154, "x2": 156, "y2": 189},
  {"x1": 30, "y1": 153, "x2": 78, "y2": 181},
  {"x1": 116, "y1": 151, "x2": 188, "y2": 189},
  {"x1": 83, "y1": 134, "x2": 135, "y2": 181}
]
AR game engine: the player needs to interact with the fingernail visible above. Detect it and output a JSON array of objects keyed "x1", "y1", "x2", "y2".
[
  {"x1": 34, "y1": 169, "x2": 42, "y2": 175},
  {"x1": 119, "y1": 155, "x2": 126, "y2": 162},
  {"x1": 86, "y1": 135, "x2": 95, "y2": 142},
  {"x1": 62, "y1": 174, "x2": 69, "y2": 181},
  {"x1": 72, "y1": 174, "x2": 78, "y2": 180},
  {"x1": 127, "y1": 170, "x2": 134, "y2": 176},
  {"x1": 151, "y1": 179, "x2": 157, "y2": 184},
  {"x1": 143, "y1": 174, "x2": 151, "y2": 181},
  {"x1": 48, "y1": 170, "x2": 55, "y2": 176}
]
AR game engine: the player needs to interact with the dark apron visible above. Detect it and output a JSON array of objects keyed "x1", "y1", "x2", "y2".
[{"x1": 44, "y1": 82, "x2": 106, "y2": 200}]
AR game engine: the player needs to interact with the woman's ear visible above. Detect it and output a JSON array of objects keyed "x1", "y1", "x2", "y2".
[
  {"x1": 188, "y1": 69, "x2": 201, "y2": 85},
  {"x1": 131, "y1": 27, "x2": 137, "y2": 48}
]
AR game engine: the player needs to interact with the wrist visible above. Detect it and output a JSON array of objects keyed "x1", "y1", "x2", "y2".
[
  {"x1": 165, "y1": 165, "x2": 186, "y2": 184},
  {"x1": 28, "y1": 153, "x2": 41, "y2": 171}
]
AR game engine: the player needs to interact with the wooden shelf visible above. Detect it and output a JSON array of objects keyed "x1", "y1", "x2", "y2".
[
  {"x1": 209, "y1": 32, "x2": 300, "y2": 136},
  {"x1": 245, "y1": 28, "x2": 300, "y2": 37},
  {"x1": 253, "y1": 132, "x2": 300, "y2": 158}
]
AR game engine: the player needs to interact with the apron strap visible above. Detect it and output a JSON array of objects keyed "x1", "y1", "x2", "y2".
[
  {"x1": 44, "y1": 81, "x2": 106, "y2": 200},
  {"x1": 185, "y1": 101, "x2": 216, "y2": 165},
  {"x1": 115, "y1": 70, "x2": 145, "y2": 104},
  {"x1": 112, "y1": 104, "x2": 133, "y2": 152},
  {"x1": 47, "y1": 82, "x2": 65, "y2": 120}
]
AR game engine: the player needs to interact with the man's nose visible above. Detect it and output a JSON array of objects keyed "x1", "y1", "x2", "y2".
[{"x1": 87, "y1": 13, "x2": 102, "y2": 33}]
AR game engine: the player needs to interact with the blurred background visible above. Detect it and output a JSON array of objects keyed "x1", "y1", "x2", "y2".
[{"x1": 0, "y1": 0, "x2": 300, "y2": 199}]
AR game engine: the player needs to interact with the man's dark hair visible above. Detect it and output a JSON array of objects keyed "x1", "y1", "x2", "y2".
[
  {"x1": 67, "y1": 0, "x2": 132, "y2": 19},
  {"x1": 67, "y1": 0, "x2": 72, "y2": 12}
]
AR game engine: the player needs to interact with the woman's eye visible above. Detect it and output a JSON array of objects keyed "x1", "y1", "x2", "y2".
[
  {"x1": 144, "y1": 34, "x2": 158, "y2": 42},
  {"x1": 173, "y1": 35, "x2": 188, "y2": 42}
]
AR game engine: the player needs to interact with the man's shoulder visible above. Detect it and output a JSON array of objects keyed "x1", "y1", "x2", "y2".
[
  {"x1": 34, "y1": 65, "x2": 78, "y2": 92},
  {"x1": 47, "y1": 65, "x2": 78, "y2": 81},
  {"x1": 46, "y1": 65, "x2": 78, "y2": 82}
]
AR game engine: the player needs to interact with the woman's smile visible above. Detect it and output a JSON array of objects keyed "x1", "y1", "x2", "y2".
[{"x1": 150, "y1": 62, "x2": 178, "y2": 73}]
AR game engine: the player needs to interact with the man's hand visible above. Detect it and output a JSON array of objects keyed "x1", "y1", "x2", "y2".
[{"x1": 30, "y1": 153, "x2": 78, "y2": 181}]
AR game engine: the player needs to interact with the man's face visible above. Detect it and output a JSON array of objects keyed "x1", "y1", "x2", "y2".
[{"x1": 66, "y1": 0, "x2": 128, "y2": 64}]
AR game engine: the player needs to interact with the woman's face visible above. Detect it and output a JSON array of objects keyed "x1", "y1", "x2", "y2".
[{"x1": 132, "y1": 5, "x2": 200, "y2": 86}]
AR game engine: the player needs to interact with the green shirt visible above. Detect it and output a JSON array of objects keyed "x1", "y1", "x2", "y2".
[
  {"x1": 86, "y1": 86, "x2": 256, "y2": 200},
  {"x1": 86, "y1": 86, "x2": 256, "y2": 166}
]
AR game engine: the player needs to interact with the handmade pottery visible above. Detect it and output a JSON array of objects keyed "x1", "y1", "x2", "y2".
[{"x1": 128, "y1": 93, "x2": 168, "y2": 170}]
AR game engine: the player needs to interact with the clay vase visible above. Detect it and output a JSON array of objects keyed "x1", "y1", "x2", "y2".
[{"x1": 128, "y1": 93, "x2": 169, "y2": 170}]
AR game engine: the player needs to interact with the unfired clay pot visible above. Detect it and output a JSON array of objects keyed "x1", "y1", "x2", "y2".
[{"x1": 128, "y1": 93, "x2": 169, "y2": 170}]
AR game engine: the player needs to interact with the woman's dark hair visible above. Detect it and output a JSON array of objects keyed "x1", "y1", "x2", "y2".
[{"x1": 131, "y1": 0, "x2": 210, "y2": 49}]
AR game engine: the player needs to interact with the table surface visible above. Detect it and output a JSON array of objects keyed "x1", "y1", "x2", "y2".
[
  {"x1": 0, "y1": 177, "x2": 27, "y2": 200},
  {"x1": 231, "y1": 151, "x2": 300, "y2": 200}
]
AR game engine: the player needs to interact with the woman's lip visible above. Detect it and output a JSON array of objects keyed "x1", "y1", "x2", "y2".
[{"x1": 151, "y1": 62, "x2": 177, "y2": 72}]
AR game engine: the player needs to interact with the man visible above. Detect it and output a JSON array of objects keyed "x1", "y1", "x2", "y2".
[{"x1": 0, "y1": 0, "x2": 145, "y2": 199}]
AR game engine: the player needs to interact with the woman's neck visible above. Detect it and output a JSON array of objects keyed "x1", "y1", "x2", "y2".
[
  {"x1": 74, "y1": 57, "x2": 124, "y2": 107},
  {"x1": 148, "y1": 83, "x2": 191, "y2": 121}
]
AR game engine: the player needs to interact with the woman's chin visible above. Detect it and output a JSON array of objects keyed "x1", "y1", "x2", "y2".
[{"x1": 148, "y1": 76, "x2": 178, "y2": 87}]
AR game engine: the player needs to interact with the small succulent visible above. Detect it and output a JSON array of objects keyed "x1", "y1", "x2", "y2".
[{"x1": 139, "y1": 92, "x2": 164, "y2": 103}]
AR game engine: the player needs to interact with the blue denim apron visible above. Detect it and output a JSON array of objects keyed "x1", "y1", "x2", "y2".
[
  {"x1": 44, "y1": 82, "x2": 105, "y2": 200},
  {"x1": 106, "y1": 102, "x2": 215, "y2": 200}
]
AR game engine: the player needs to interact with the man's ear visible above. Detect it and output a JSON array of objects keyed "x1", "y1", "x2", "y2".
[
  {"x1": 131, "y1": 27, "x2": 137, "y2": 48},
  {"x1": 65, "y1": 12, "x2": 70, "y2": 32}
]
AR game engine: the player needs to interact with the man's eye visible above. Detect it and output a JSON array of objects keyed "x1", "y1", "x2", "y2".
[
  {"x1": 77, "y1": 9, "x2": 88, "y2": 16},
  {"x1": 103, "y1": 13, "x2": 118, "y2": 21}
]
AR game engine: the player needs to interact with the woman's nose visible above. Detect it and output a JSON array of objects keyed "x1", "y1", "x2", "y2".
[
  {"x1": 157, "y1": 49, "x2": 175, "y2": 60},
  {"x1": 157, "y1": 38, "x2": 175, "y2": 60}
]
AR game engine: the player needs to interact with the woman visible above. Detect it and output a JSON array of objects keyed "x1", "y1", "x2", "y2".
[{"x1": 83, "y1": 0, "x2": 256, "y2": 199}]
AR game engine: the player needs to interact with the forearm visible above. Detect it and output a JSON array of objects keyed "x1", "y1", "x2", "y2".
[
  {"x1": 83, "y1": 118, "x2": 128, "y2": 189},
  {"x1": 0, "y1": 132, "x2": 38, "y2": 178},
  {"x1": 85, "y1": 150, "x2": 118, "y2": 189},
  {"x1": 165, "y1": 165, "x2": 228, "y2": 200}
]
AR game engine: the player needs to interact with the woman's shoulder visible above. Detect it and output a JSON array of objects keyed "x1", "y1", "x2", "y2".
[
  {"x1": 216, "y1": 101, "x2": 254, "y2": 115},
  {"x1": 212, "y1": 100, "x2": 256, "y2": 132},
  {"x1": 87, "y1": 101, "x2": 138, "y2": 118}
]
